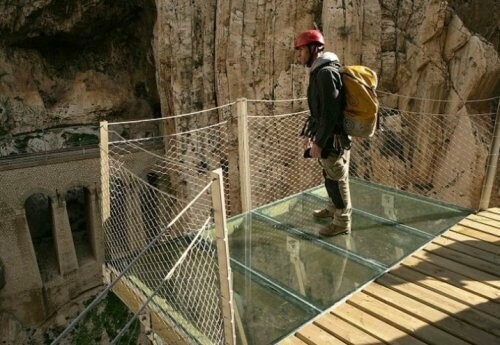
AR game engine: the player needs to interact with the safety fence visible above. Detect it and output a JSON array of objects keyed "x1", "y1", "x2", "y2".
[
  {"x1": 243, "y1": 95, "x2": 499, "y2": 211},
  {"x1": 51, "y1": 93, "x2": 498, "y2": 344},
  {"x1": 51, "y1": 134, "x2": 235, "y2": 345}
]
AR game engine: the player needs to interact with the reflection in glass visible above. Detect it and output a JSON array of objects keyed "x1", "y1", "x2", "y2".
[
  {"x1": 232, "y1": 269, "x2": 317, "y2": 345},
  {"x1": 224, "y1": 178, "x2": 469, "y2": 344},
  {"x1": 229, "y1": 214, "x2": 381, "y2": 309}
]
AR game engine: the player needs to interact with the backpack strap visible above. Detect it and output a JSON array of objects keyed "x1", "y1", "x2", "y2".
[{"x1": 316, "y1": 62, "x2": 350, "y2": 140}]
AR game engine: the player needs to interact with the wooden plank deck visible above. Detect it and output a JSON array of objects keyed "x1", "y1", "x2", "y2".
[{"x1": 278, "y1": 207, "x2": 500, "y2": 345}]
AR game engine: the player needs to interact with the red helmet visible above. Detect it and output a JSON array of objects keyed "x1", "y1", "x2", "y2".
[{"x1": 294, "y1": 30, "x2": 325, "y2": 49}]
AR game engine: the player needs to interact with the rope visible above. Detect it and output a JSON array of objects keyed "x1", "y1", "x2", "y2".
[
  {"x1": 110, "y1": 217, "x2": 212, "y2": 345},
  {"x1": 106, "y1": 130, "x2": 224, "y2": 176},
  {"x1": 248, "y1": 110, "x2": 309, "y2": 118},
  {"x1": 163, "y1": 121, "x2": 228, "y2": 137},
  {"x1": 380, "y1": 107, "x2": 496, "y2": 117},
  {"x1": 50, "y1": 180, "x2": 214, "y2": 345},
  {"x1": 246, "y1": 97, "x2": 307, "y2": 103},
  {"x1": 108, "y1": 121, "x2": 228, "y2": 144},
  {"x1": 109, "y1": 102, "x2": 235, "y2": 126},
  {"x1": 377, "y1": 90, "x2": 500, "y2": 103}
]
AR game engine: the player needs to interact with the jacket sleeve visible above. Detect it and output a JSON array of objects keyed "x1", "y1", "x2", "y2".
[{"x1": 314, "y1": 67, "x2": 343, "y2": 149}]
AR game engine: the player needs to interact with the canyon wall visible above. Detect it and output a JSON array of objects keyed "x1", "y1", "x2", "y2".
[
  {"x1": 1, "y1": 0, "x2": 497, "y2": 156},
  {"x1": 0, "y1": 0, "x2": 159, "y2": 154},
  {"x1": 153, "y1": 0, "x2": 498, "y2": 207},
  {"x1": 0, "y1": 0, "x2": 498, "y2": 340},
  {"x1": 0, "y1": 0, "x2": 497, "y2": 228}
]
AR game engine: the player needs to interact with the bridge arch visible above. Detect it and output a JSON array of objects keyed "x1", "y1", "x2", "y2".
[
  {"x1": 64, "y1": 185, "x2": 94, "y2": 264},
  {"x1": 60, "y1": 179, "x2": 94, "y2": 195},
  {"x1": 24, "y1": 193, "x2": 59, "y2": 282},
  {"x1": 17, "y1": 188, "x2": 56, "y2": 211}
]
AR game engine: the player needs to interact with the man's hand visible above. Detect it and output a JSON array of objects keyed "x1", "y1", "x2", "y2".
[{"x1": 310, "y1": 142, "x2": 322, "y2": 158}]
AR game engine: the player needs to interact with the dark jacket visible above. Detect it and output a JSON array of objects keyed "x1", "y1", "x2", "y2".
[{"x1": 306, "y1": 52, "x2": 349, "y2": 154}]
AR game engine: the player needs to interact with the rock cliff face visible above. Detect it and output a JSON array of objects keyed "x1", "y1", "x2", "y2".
[
  {"x1": 0, "y1": 0, "x2": 498, "y2": 187},
  {"x1": 153, "y1": 0, "x2": 500, "y2": 207},
  {"x1": 0, "y1": 0, "x2": 159, "y2": 154},
  {"x1": 152, "y1": 0, "x2": 498, "y2": 110}
]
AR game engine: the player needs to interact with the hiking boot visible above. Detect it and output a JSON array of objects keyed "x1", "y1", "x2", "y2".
[
  {"x1": 312, "y1": 208, "x2": 335, "y2": 218},
  {"x1": 319, "y1": 223, "x2": 350, "y2": 237}
]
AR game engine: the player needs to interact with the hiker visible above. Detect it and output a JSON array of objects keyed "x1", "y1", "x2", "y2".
[{"x1": 295, "y1": 29, "x2": 352, "y2": 237}]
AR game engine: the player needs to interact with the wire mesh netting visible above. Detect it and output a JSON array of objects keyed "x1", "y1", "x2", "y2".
[
  {"x1": 103, "y1": 174, "x2": 225, "y2": 345},
  {"x1": 245, "y1": 99, "x2": 322, "y2": 209},
  {"x1": 350, "y1": 94, "x2": 498, "y2": 210},
  {"x1": 52, "y1": 93, "x2": 498, "y2": 344},
  {"x1": 246, "y1": 95, "x2": 498, "y2": 210},
  {"x1": 106, "y1": 107, "x2": 233, "y2": 216},
  {"x1": 102, "y1": 112, "x2": 234, "y2": 344},
  {"x1": 52, "y1": 171, "x2": 228, "y2": 344},
  {"x1": 51, "y1": 106, "x2": 236, "y2": 344}
]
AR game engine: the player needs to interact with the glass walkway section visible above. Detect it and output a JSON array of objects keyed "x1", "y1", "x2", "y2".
[{"x1": 228, "y1": 178, "x2": 470, "y2": 345}]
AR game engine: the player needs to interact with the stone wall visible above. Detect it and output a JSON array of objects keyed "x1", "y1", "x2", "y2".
[
  {"x1": 0, "y1": 142, "x2": 169, "y2": 337},
  {"x1": 0, "y1": 154, "x2": 103, "y2": 328}
]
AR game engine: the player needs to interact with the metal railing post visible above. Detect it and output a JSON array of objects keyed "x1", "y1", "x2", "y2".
[
  {"x1": 479, "y1": 102, "x2": 500, "y2": 210},
  {"x1": 211, "y1": 168, "x2": 236, "y2": 345}
]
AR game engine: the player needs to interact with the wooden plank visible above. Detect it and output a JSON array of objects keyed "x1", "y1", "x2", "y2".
[
  {"x1": 422, "y1": 242, "x2": 500, "y2": 277},
  {"x1": 112, "y1": 277, "x2": 190, "y2": 345},
  {"x1": 442, "y1": 230, "x2": 500, "y2": 255},
  {"x1": 364, "y1": 282, "x2": 500, "y2": 344},
  {"x1": 279, "y1": 209, "x2": 500, "y2": 345},
  {"x1": 295, "y1": 323, "x2": 347, "y2": 345},
  {"x1": 484, "y1": 207, "x2": 500, "y2": 215},
  {"x1": 390, "y1": 265, "x2": 500, "y2": 318},
  {"x1": 378, "y1": 274, "x2": 500, "y2": 337},
  {"x1": 433, "y1": 235, "x2": 500, "y2": 265},
  {"x1": 332, "y1": 302, "x2": 428, "y2": 345},
  {"x1": 348, "y1": 291, "x2": 470, "y2": 345},
  {"x1": 314, "y1": 312, "x2": 383, "y2": 344},
  {"x1": 450, "y1": 224, "x2": 500, "y2": 244},
  {"x1": 210, "y1": 169, "x2": 236, "y2": 345},
  {"x1": 459, "y1": 218, "x2": 500, "y2": 237},
  {"x1": 411, "y1": 251, "x2": 500, "y2": 292},
  {"x1": 467, "y1": 214, "x2": 500, "y2": 230},
  {"x1": 277, "y1": 336, "x2": 309, "y2": 345},
  {"x1": 236, "y1": 98, "x2": 252, "y2": 212},
  {"x1": 480, "y1": 210, "x2": 500, "y2": 221}
]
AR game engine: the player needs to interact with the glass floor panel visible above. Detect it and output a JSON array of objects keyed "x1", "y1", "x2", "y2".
[
  {"x1": 232, "y1": 269, "x2": 317, "y2": 345},
  {"x1": 228, "y1": 178, "x2": 470, "y2": 345},
  {"x1": 256, "y1": 193, "x2": 432, "y2": 267},
  {"x1": 229, "y1": 214, "x2": 381, "y2": 309},
  {"x1": 310, "y1": 178, "x2": 469, "y2": 235}
]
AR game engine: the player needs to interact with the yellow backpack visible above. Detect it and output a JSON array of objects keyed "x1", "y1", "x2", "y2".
[{"x1": 340, "y1": 65, "x2": 379, "y2": 137}]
